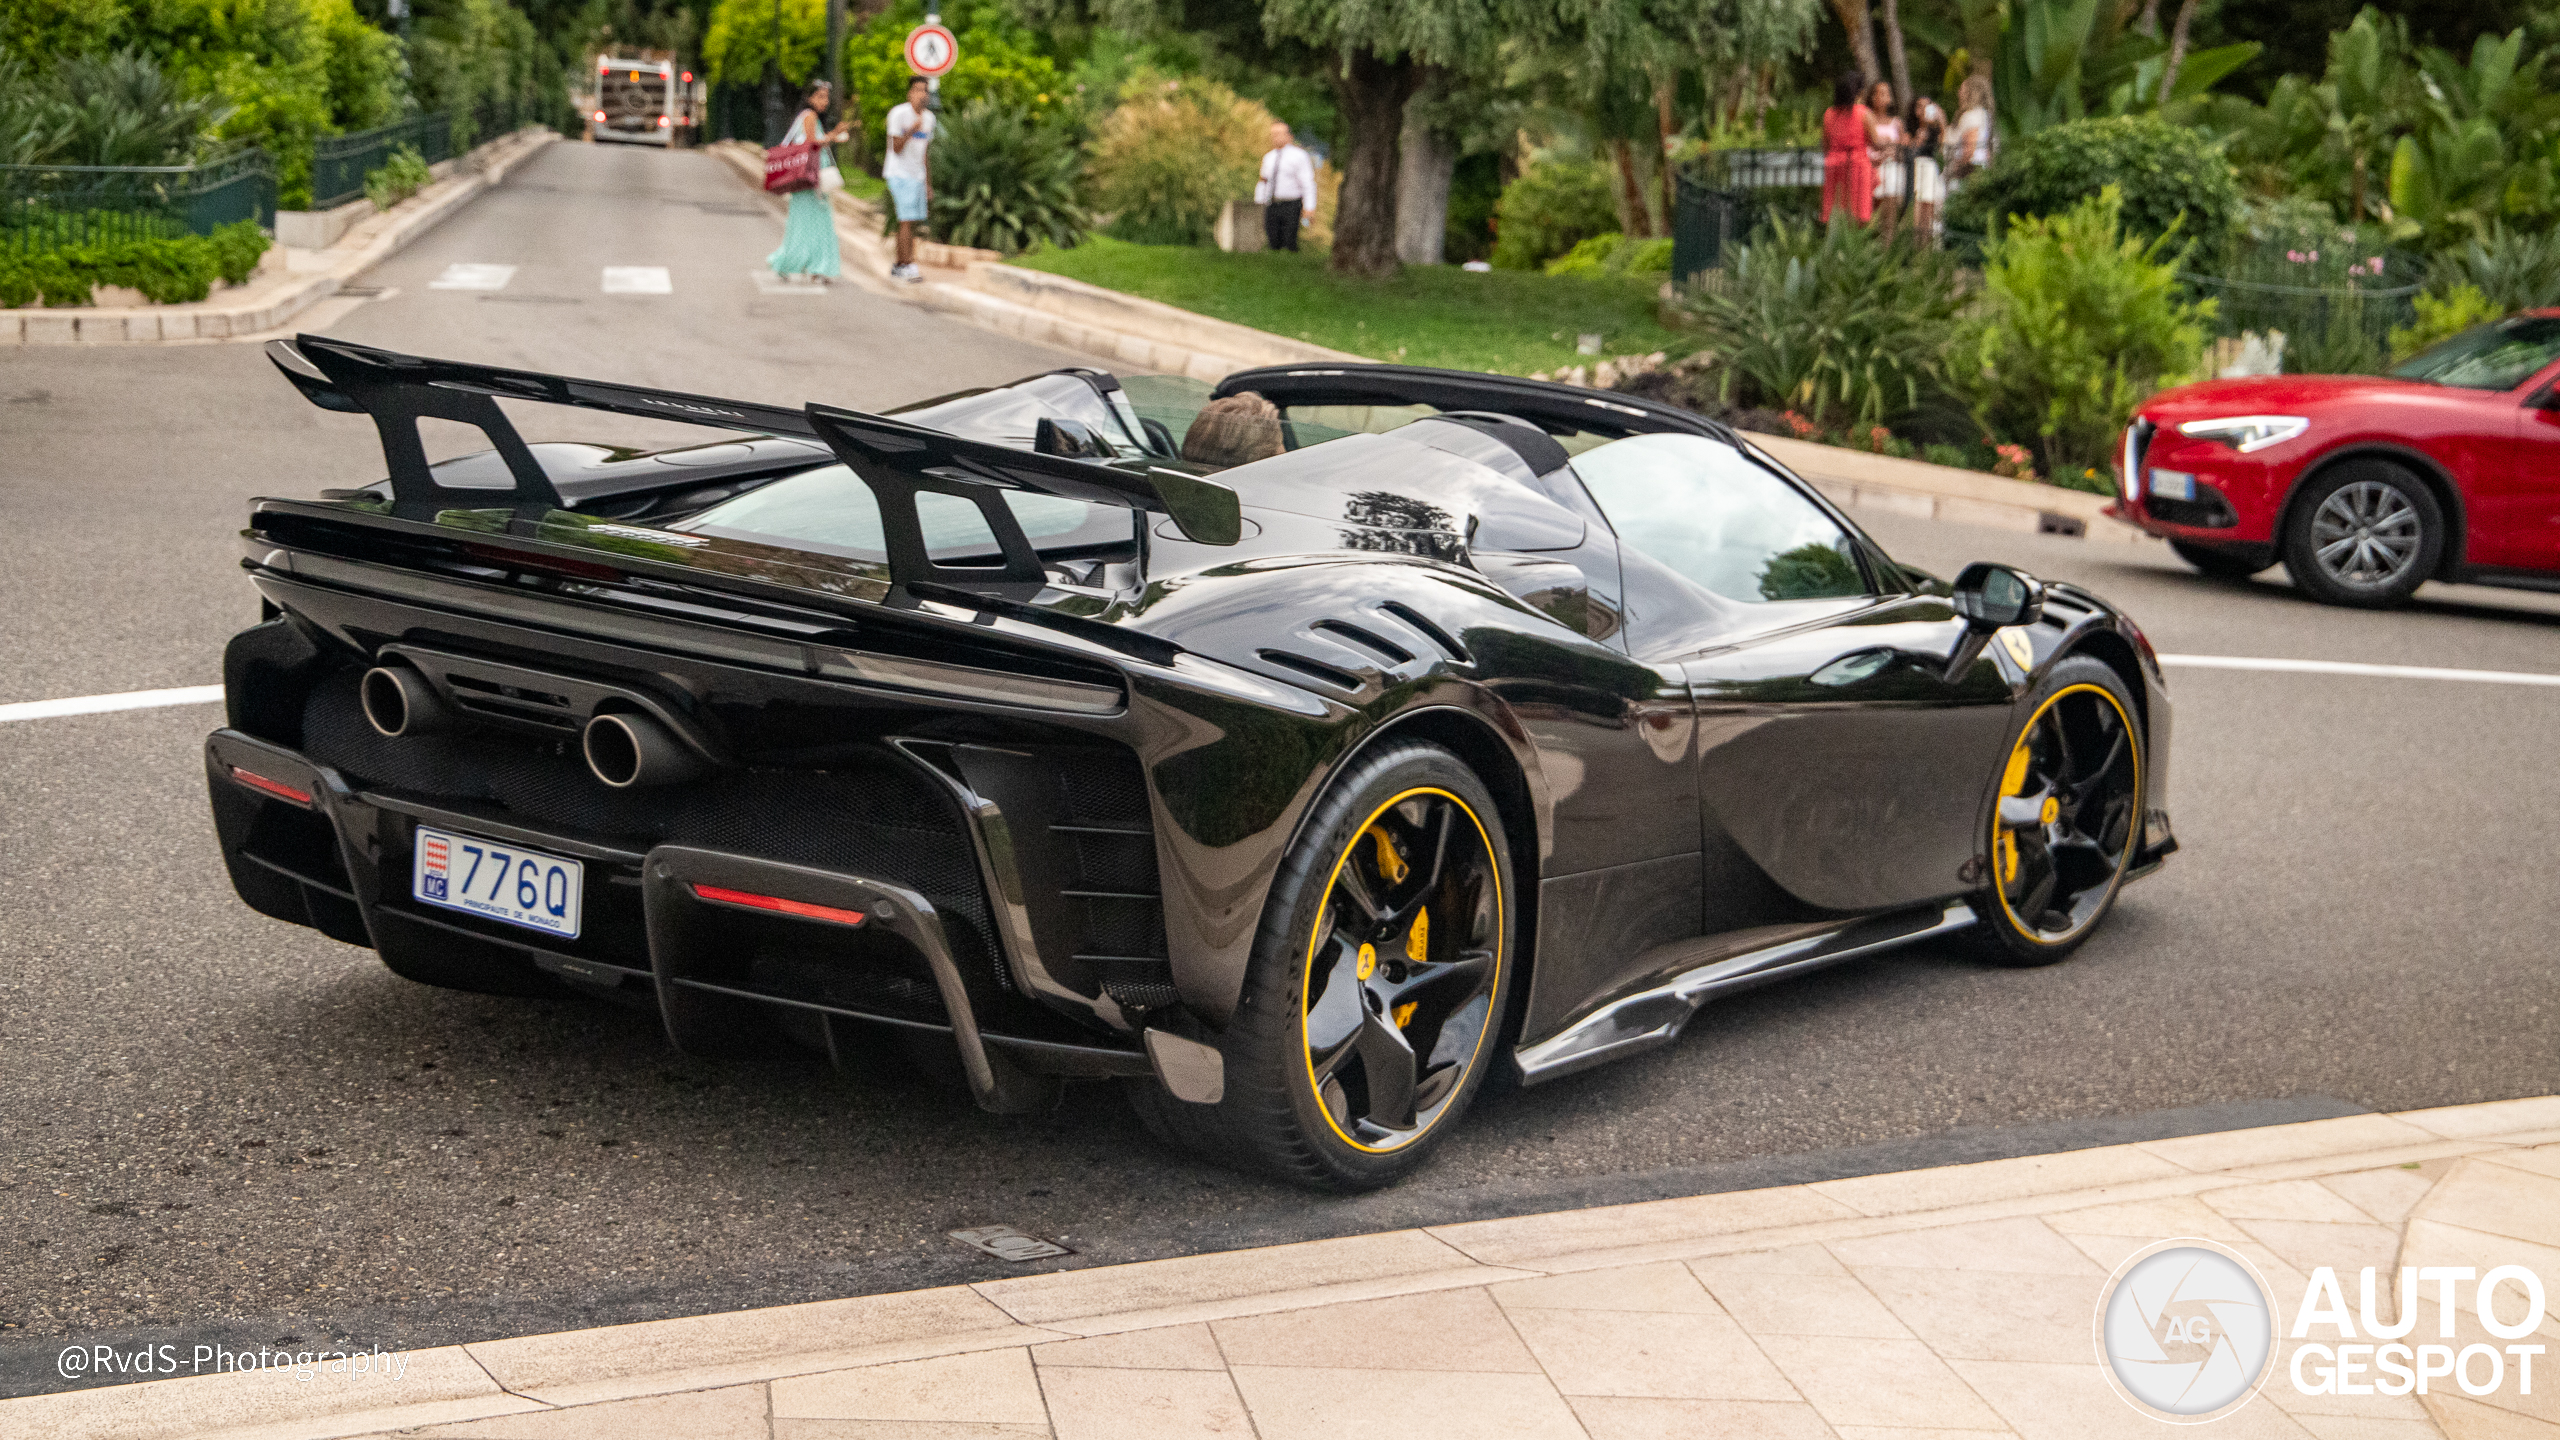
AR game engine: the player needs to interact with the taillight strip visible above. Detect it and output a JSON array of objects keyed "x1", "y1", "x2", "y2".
[
  {"x1": 230, "y1": 766, "x2": 315, "y2": 807},
  {"x1": 690, "y1": 883, "x2": 866, "y2": 927}
]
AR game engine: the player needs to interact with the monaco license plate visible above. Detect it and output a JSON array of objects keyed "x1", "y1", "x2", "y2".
[{"x1": 412, "y1": 826, "x2": 584, "y2": 939}]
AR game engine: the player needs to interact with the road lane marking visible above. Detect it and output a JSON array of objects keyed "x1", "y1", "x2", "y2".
[
  {"x1": 602, "y1": 266, "x2": 672, "y2": 294},
  {"x1": 0, "y1": 685, "x2": 226, "y2": 724},
  {"x1": 428, "y1": 263, "x2": 516, "y2": 291},
  {"x1": 2159, "y1": 654, "x2": 2560, "y2": 687}
]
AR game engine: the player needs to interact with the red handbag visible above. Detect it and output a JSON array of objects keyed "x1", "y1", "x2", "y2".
[{"x1": 763, "y1": 141, "x2": 820, "y2": 194}]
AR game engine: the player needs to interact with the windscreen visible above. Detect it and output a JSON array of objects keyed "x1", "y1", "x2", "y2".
[{"x1": 2390, "y1": 316, "x2": 2560, "y2": 390}]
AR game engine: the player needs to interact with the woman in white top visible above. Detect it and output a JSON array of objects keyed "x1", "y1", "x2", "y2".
[
  {"x1": 1867, "y1": 81, "x2": 1906, "y2": 240},
  {"x1": 1946, "y1": 75, "x2": 1994, "y2": 194},
  {"x1": 1909, "y1": 95, "x2": 1948, "y2": 244}
]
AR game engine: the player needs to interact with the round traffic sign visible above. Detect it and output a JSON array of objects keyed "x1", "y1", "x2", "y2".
[{"x1": 903, "y1": 24, "x2": 957, "y2": 78}]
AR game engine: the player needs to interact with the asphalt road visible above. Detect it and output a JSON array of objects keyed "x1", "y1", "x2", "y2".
[{"x1": 5, "y1": 140, "x2": 2558, "y2": 1397}]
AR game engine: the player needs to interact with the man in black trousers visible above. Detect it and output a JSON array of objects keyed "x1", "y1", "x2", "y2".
[{"x1": 1254, "y1": 121, "x2": 1316, "y2": 252}]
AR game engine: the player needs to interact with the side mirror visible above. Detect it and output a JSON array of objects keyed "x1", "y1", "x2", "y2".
[
  {"x1": 1951, "y1": 562, "x2": 2045, "y2": 632},
  {"x1": 1034, "y1": 416, "x2": 1114, "y2": 459}
]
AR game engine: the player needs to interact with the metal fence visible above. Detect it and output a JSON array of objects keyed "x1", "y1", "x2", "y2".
[
  {"x1": 311, "y1": 113, "x2": 452, "y2": 211},
  {"x1": 1671, "y1": 150, "x2": 1830, "y2": 281},
  {"x1": 0, "y1": 147, "x2": 275, "y2": 256}
]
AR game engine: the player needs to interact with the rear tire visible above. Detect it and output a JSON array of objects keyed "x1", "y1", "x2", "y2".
[
  {"x1": 2169, "y1": 539, "x2": 2270, "y2": 580},
  {"x1": 2281, "y1": 461, "x2": 2443, "y2": 608},
  {"x1": 1135, "y1": 740, "x2": 1516, "y2": 1191}
]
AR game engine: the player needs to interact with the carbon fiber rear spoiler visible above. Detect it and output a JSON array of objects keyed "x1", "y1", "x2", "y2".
[{"x1": 266, "y1": 337, "x2": 1243, "y2": 573}]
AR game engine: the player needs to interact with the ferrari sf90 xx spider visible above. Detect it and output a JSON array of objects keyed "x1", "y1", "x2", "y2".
[{"x1": 209, "y1": 337, "x2": 2176, "y2": 1189}]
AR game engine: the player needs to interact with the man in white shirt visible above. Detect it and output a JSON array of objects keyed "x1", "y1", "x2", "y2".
[
  {"x1": 1253, "y1": 121, "x2": 1316, "y2": 253},
  {"x1": 884, "y1": 76, "x2": 934, "y2": 282}
]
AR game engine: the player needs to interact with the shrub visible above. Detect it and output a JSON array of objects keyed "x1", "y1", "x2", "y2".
[
  {"x1": 2389, "y1": 284, "x2": 2503, "y2": 362},
  {"x1": 2426, "y1": 225, "x2": 2560, "y2": 313},
  {"x1": 1676, "y1": 215, "x2": 1970, "y2": 431},
  {"x1": 1543, "y1": 233, "x2": 1675, "y2": 278},
  {"x1": 1959, "y1": 187, "x2": 2212, "y2": 481},
  {"x1": 1489, "y1": 160, "x2": 1616, "y2": 271},
  {"x1": 928, "y1": 100, "x2": 1086, "y2": 254},
  {"x1": 365, "y1": 145, "x2": 433, "y2": 211},
  {"x1": 1087, "y1": 73, "x2": 1269, "y2": 247},
  {"x1": 0, "y1": 222, "x2": 270, "y2": 306},
  {"x1": 1945, "y1": 116, "x2": 2241, "y2": 247}
]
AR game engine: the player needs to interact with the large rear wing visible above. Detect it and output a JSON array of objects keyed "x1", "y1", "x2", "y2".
[{"x1": 267, "y1": 336, "x2": 1243, "y2": 589}]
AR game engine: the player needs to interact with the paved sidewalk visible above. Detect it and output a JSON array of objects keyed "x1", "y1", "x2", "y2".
[{"x1": 10, "y1": 1097, "x2": 2556, "y2": 1440}]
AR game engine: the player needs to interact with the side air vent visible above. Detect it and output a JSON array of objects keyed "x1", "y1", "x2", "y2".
[
  {"x1": 1310, "y1": 619, "x2": 1413, "y2": 666},
  {"x1": 1049, "y1": 752, "x2": 1175, "y2": 1012},
  {"x1": 1256, "y1": 649, "x2": 1366, "y2": 692},
  {"x1": 1379, "y1": 601, "x2": 1469, "y2": 664}
]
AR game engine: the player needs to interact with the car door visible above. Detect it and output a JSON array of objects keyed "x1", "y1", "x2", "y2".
[
  {"x1": 1569, "y1": 433, "x2": 2019, "y2": 927},
  {"x1": 2498, "y1": 352, "x2": 2560, "y2": 574}
]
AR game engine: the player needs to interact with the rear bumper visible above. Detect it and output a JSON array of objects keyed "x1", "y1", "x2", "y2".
[{"x1": 205, "y1": 728, "x2": 1150, "y2": 1111}]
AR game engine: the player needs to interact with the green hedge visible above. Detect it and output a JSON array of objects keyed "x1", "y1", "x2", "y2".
[
  {"x1": 0, "y1": 219, "x2": 269, "y2": 307},
  {"x1": 1946, "y1": 115, "x2": 2241, "y2": 247}
]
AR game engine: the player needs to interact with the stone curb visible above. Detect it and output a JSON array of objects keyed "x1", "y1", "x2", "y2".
[
  {"x1": 6, "y1": 1095, "x2": 2555, "y2": 1440},
  {"x1": 0, "y1": 128, "x2": 556, "y2": 347}
]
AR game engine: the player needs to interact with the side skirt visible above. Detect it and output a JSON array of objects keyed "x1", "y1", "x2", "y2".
[{"x1": 1509, "y1": 902, "x2": 1977, "y2": 1085}]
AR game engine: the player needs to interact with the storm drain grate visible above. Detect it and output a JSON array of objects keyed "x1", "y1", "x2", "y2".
[{"x1": 948, "y1": 1225, "x2": 1075, "y2": 1262}]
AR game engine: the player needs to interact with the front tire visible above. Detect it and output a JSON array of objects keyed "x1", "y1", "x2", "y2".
[
  {"x1": 1134, "y1": 740, "x2": 1516, "y2": 1191},
  {"x1": 1967, "y1": 657, "x2": 2144, "y2": 967},
  {"x1": 2281, "y1": 461, "x2": 2443, "y2": 608}
]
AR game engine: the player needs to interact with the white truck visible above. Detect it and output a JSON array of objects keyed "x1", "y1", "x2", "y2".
[{"x1": 585, "y1": 54, "x2": 703, "y2": 146}]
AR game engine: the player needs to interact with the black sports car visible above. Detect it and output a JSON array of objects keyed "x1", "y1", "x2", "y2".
[{"x1": 210, "y1": 336, "x2": 2177, "y2": 1190}]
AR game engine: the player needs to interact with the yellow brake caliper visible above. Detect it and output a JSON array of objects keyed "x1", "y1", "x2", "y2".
[
  {"x1": 1371, "y1": 827, "x2": 1407, "y2": 885},
  {"x1": 1393, "y1": 906, "x2": 1427, "y2": 1030},
  {"x1": 1997, "y1": 741, "x2": 2033, "y2": 886}
]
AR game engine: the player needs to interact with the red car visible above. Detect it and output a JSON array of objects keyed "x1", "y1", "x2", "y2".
[{"x1": 2112, "y1": 313, "x2": 2560, "y2": 606}]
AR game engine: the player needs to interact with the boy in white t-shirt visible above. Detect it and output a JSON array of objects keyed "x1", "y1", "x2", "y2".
[{"x1": 884, "y1": 76, "x2": 934, "y2": 282}]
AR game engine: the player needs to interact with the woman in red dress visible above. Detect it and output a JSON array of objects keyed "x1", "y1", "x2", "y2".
[{"x1": 1821, "y1": 71, "x2": 1880, "y2": 225}]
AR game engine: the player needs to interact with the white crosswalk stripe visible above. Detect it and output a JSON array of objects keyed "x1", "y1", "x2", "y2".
[
  {"x1": 427, "y1": 263, "x2": 515, "y2": 291},
  {"x1": 602, "y1": 266, "x2": 672, "y2": 294}
]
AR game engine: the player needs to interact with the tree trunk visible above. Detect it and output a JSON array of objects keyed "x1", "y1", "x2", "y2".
[
  {"x1": 1880, "y1": 0, "x2": 1914, "y2": 112},
  {"x1": 1395, "y1": 111, "x2": 1454, "y2": 265},
  {"x1": 1611, "y1": 138, "x2": 1651, "y2": 237},
  {"x1": 2156, "y1": 0, "x2": 2201, "y2": 104},
  {"x1": 2136, "y1": 0, "x2": 2161, "y2": 38},
  {"x1": 1653, "y1": 76, "x2": 1679, "y2": 232},
  {"x1": 1828, "y1": 0, "x2": 1881, "y2": 87},
  {"x1": 1328, "y1": 50, "x2": 1421, "y2": 278}
]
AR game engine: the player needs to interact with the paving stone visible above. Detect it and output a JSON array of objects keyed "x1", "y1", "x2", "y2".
[
  {"x1": 1228, "y1": 1365, "x2": 1586, "y2": 1440},
  {"x1": 1507, "y1": 1306, "x2": 1799, "y2": 1400},
  {"x1": 769, "y1": 1349, "x2": 1046, "y2": 1426},
  {"x1": 1209, "y1": 1287, "x2": 1540, "y2": 1373},
  {"x1": 1030, "y1": 1323, "x2": 1225, "y2": 1370},
  {"x1": 1039, "y1": 1365, "x2": 1255, "y2": 1439}
]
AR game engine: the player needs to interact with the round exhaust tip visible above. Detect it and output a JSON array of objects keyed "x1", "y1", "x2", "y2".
[
  {"x1": 361, "y1": 666, "x2": 426, "y2": 737},
  {"x1": 582, "y1": 713, "x2": 646, "y2": 788},
  {"x1": 580, "y1": 711, "x2": 706, "y2": 788}
]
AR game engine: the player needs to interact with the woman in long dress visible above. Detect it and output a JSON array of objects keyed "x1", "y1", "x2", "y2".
[
  {"x1": 1820, "y1": 72, "x2": 1879, "y2": 226},
  {"x1": 769, "y1": 80, "x2": 849, "y2": 285}
]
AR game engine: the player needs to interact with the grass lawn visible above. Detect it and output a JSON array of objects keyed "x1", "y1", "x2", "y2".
[{"x1": 1005, "y1": 235, "x2": 1681, "y2": 376}]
